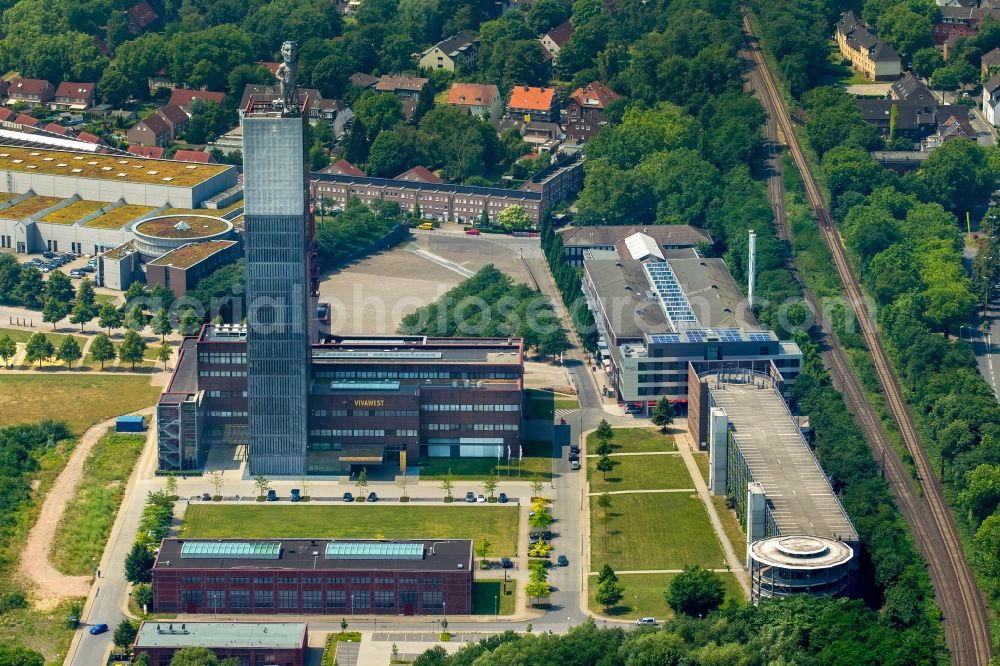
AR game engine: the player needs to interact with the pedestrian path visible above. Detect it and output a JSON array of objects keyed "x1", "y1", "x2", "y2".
[
  {"x1": 585, "y1": 451, "x2": 680, "y2": 458},
  {"x1": 554, "y1": 408, "x2": 578, "y2": 420},
  {"x1": 587, "y1": 568, "x2": 732, "y2": 575}
]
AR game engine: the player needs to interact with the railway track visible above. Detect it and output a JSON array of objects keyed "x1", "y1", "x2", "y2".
[{"x1": 741, "y1": 12, "x2": 993, "y2": 665}]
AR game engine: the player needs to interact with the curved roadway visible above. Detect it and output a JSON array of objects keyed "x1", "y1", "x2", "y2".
[{"x1": 741, "y1": 12, "x2": 993, "y2": 664}]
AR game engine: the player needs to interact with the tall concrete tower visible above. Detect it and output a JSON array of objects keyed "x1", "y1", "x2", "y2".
[{"x1": 242, "y1": 40, "x2": 313, "y2": 476}]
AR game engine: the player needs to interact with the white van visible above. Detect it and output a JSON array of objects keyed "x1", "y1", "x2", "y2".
[{"x1": 635, "y1": 617, "x2": 657, "y2": 626}]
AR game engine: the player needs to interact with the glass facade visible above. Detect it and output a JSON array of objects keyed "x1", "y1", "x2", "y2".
[{"x1": 243, "y1": 112, "x2": 312, "y2": 476}]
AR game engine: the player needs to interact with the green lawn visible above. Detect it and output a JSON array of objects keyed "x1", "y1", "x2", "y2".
[
  {"x1": 589, "y1": 493, "x2": 725, "y2": 571},
  {"x1": 0, "y1": 326, "x2": 85, "y2": 346},
  {"x1": 525, "y1": 388, "x2": 578, "y2": 419},
  {"x1": 472, "y1": 580, "x2": 516, "y2": 615},
  {"x1": 587, "y1": 455, "x2": 693, "y2": 492},
  {"x1": 419, "y1": 439, "x2": 553, "y2": 480},
  {"x1": 182, "y1": 504, "x2": 521, "y2": 556},
  {"x1": 692, "y1": 452, "x2": 709, "y2": 484},
  {"x1": 86, "y1": 339, "x2": 167, "y2": 365},
  {"x1": 818, "y1": 45, "x2": 872, "y2": 86},
  {"x1": 587, "y1": 428, "x2": 674, "y2": 453},
  {"x1": 711, "y1": 496, "x2": 745, "y2": 554},
  {"x1": 587, "y1": 572, "x2": 744, "y2": 619},
  {"x1": 50, "y1": 429, "x2": 146, "y2": 575},
  {"x1": 0, "y1": 375, "x2": 162, "y2": 434}
]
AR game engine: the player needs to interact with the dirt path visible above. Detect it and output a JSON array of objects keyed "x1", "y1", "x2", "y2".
[{"x1": 19, "y1": 408, "x2": 153, "y2": 610}]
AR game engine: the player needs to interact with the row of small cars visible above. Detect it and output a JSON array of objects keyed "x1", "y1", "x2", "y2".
[{"x1": 24, "y1": 252, "x2": 96, "y2": 278}]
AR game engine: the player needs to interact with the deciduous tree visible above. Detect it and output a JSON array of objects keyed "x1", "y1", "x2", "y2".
[
  {"x1": 665, "y1": 565, "x2": 725, "y2": 617},
  {"x1": 90, "y1": 333, "x2": 116, "y2": 369},
  {"x1": 24, "y1": 332, "x2": 54, "y2": 367},
  {"x1": 56, "y1": 336, "x2": 81, "y2": 368},
  {"x1": 119, "y1": 330, "x2": 147, "y2": 369}
]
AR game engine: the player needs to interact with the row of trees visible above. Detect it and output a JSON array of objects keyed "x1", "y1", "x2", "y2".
[
  {"x1": 399, "y1": 264, "x2": 571, "y2": 358},
  {"x1": 315, "y1": 199, "x2": 407, "y2": 271},
  {"x1": 539, "y1": 211, "x2": 598, "y2": 352}
]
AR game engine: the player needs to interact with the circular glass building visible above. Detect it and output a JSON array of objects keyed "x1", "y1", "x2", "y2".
[{"x1": 749, "y1": 535, "x2": 854, "y2": 600}]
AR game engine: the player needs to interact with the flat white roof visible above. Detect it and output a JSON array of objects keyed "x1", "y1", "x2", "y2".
[{"x1": 135, "y1": 622, "x2": 306, "y2": 649}]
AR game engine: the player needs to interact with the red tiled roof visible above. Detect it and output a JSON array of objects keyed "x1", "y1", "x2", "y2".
[
  {"x1": 507, "y1": 86, "x2": 557, "y2": 112},
  {"x1": 16, "y1": 114, "x2": 39, "y2": 127},
  {"x1": 43, "y1": 123, "x2": 71, "y2": 135},
  {"x1": 257, "y1": 61, "x2": 281, "y2": 76},
  {"x1": 76, "y1": 131, "x2": 102, "y2": 144},
  {"x1": 172, "y1": 149, "x2": 214, "y2": 163},
  {"x1": 168, "y1": 89, "x2": 226, "y2": 108},
  {"x1": 0, "y1": 108, "x2": 17, "y2": 121},
  {"x1": 375, "y1": 75, "x2": 429, "y2": 93},
  {"x1": 158, "y1": 104, "x2": 189, "y2": 125},
  {"x1": 544, "y1": 20, "x2": 574, "y2": 48},
  {"x1": 129, "y1": 146, "x2": 166, "y2": 158},
  {"x1": 127, "y1": 1, "x2": 159, "y2": 28},
  {"x1": 447, "y1": 83, "x2": 498, "y2": 108},
  {"x1": 320, "y1": 159, "x2": 367, "y2": 177},
  {"x1": 395, "y1": 165, "x2": 443, "y2": 183},
  {"x1": 569, "y1": 81, "x2": 620, "y2": 110},
  {"x1": 9, "y1": 78, "x2": 52, "y2": 97},
  {"x1": 54, "y1": 82, "x2": 95, "y2": 101}
]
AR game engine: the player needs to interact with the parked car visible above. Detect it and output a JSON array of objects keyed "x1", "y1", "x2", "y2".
[
  {"x1": 568, "y1": 452, "x2": 579, "y2": 462},
  {"x1": 570, "y1": 445, "x2": 580, "y2": 455},
  {"x1": 636, "y1": 617, "x2": 658, "y2": 626},
  {"x1": 367, "y1": 492, "x2": 378, "y2": 502},
  {"x1": 42, "y1": 250, "x2": 55, "y2": 259},
  {"x1": 498, "y1": 492, "x2": 508, "y2": 503},
  {"x1": 570, "y1": 460, "x2": 581, "y2": 470},
  {"x1": 69, "y1": 269, "x2": 84, "y2": 279},
  {"x1": 501, "y1": 557, "x2": 513, "y2": 568},
  {"x1": 417, "y1": 222, "x2": 433, "y2": 230},
  {"x1": 266, "y1": 489, "x2": 278, "y2": 501},
  {"x1": 465, "y1": 228, "x2": 480, "y2": 235},
  {"x1": 531, "y1": 530, "x2": 552, "y2": 541},
  {"x1": 557, "y1": 555, "x2": 569, "y2": 566},
  {"x1": 343, "y1": 492, "x2": 354, "y2": 502},
  {"x1": 290, "y1": 488, "x2": 301, "y2": 502},
  {"x1": 465, "y1": 491, "x2": 476, "y2": 503},
  {"x1": 477, "y1": 494, "x2": 486, "y2": 503},
  {"x1": 201, "y1": 493, "x2": 211, "y2": 501},
  {"x1": 88, "y1": 623, "x2": 109, "y2": 635}
]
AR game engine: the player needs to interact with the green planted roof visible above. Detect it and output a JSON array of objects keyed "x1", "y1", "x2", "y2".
[
  {"x1": 325, "y1": 541, "x2": 424, "y2": 560},
  {"x1": 180, "y1": 541, "x2": 282, "y2": 559}
]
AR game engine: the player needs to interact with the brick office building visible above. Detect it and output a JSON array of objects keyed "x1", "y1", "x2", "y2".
[
  {"x1": 133, "y1": 621, "x2": 308, "y2": 666},
  {"x1": 156, "y1": 328, "x2": 524, "y2": 473},
  {"x1": 152, "y1": 539, "x2": 473, "y2": 615}
]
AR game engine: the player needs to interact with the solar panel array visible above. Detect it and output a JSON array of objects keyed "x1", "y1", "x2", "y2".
[
  {"x1": 326, "y1": 541, "x2": 424, "y2": 560},
  {"x1": 645, "y1": 329, "x2": 778, "y2": 344},
  {"x1": 181, "y1": 541, "x2": 282, "y2": 560},
  {"x1": 643, "y1": 261, "x2": 699, "y2": 328}
]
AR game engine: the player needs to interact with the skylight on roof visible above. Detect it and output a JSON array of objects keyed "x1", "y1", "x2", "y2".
[
  {"x1": 147, "y1": 170, "x2": 158, "y2": 175},
  {"x1": 185, "y1": 165, "x2": 197, "y2": 169},
  {"x1": 180, "y1": 541, "x2": 282, "y2": 560},
  {"x1": 101, "y1": 166, "x2": 112, "y2": 171},
  {"x1": 57, "y1": 163, "x2": 66, "y2": 167},
  {"x1": 325, "y1": 541, "x2": 424, "y2": 560},
  {"x1": 0, "y1": 153, "x2": 9, "y2": 157},
  {"x1": 73, "y1": 156, "x2": 83, "y2": 160},
  {"x1": 87, "y1": 161, "x2": 98, "y2": 165},
  {"x1": 162, "y1": 177, "x2": 173, "y2": 181},
  {"x1": 71, "y1": 168, "x2": 82, "y2": 173},
  {"x1": 42, "y1": 157, "x2": 53, "y2": 161},
  {"x1": 11, "y1": 159, "x2": 22, "y2": 164},
  {"x1": 29, "y1": 152, "x2": 39, "y2": 156}
]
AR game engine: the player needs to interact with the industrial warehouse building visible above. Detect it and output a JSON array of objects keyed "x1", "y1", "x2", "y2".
[
  {"x1": 152, "y1": 539, "x2": 474, "y2": 616},
  {"x1": 156, "y1": 327, "x2": 524, "y2": 473},
  {"x1": 580, "y1": 231, "x2": 802, "y2": 409},
  {"x1": 690, "y1": 369, "x2": 858, "y2": 601},
  {"x1": 133, "y1": 621, "x2": 308, "y2": 666}
]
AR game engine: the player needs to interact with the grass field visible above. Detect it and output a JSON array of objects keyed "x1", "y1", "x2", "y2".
[
  {"x1": 525, "y1": 388, "x2": 578, "y2": 419},
  {"x1": 0, "y1": 437, "x2": 83, "y2": 662},
  {"x1": 587, "y1": 455, "x2": 693, "y2": 492},
  {"x1": 710, "y1": 496, "x2": 745, "y2": 553},
  {"x1": 587, "y1": 428, "x2": 674, "y2": 453},
  {"x1": 692, "y1": 452, "x2": 709, "y2": 484},
  {"x1": 419, "y1": 439, "x2": 552, "y2": 480},
  {"x1": 86, "y1": 338, "x2": 167, "y2": 366},
  {"x1": 50, "y1": 429, "x2": 145, "y2": 575},
  {"x1": 819, "y1": 45, "x2": 872, "y2": 86},
  {"x1": 0, "y1": 375, "x2": 162, "y2": 434},
  {"x1": 182, "y1": 504, "x2": 521, "y2": 556},
  {"x1": 0, "y1": 326, "x2": 85, "y2": 346},
  {"x1": 472, "y1": 580, "x2": 516, "y2": 615},
  {"x1": 589, "y1": 493, "x2": 725, "y2": 571},
  {"x1": 587, "y1": 572, "x2": 744, "y2": 619}
]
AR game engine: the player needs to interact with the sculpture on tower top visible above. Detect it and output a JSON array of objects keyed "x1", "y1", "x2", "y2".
[{"x1": 276, "y1": 40, "x2": 299, "y2": 112}]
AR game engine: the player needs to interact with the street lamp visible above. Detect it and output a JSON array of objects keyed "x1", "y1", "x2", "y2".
[{"x1": 494, "y1": 594, "x2": 498, "y2": 620}]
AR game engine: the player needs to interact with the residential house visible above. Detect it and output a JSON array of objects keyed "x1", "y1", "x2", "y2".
[
  {"x1": 127, "y1": 112, "x2": 171, "y2": 147},
  {"x1": 565, "y1": 81, "x2": 620, "y2": 143},
  {"x1": 933, "y1": 7, "x2": 1000, "y2": 44},
  {"x1": 168, "y1": 89, "x2": 226, "y2": 113},
  {"x1": 42, "y1": 122, "x2": 71, "y2": 136},
  {"x1": 15, "y1": 114, "x2": 39, "y2": 129},
  {"x1": 53, "y1": 82, "x2": 95, "y2": 110},
  {"x1": 419, "y1": 31, "x2": 478, "y2": 72},
  {"x1": 858, "y1": 97, "x2": 969, "y2": 139},
  {"x1": 983, "y1": 47, "x2": 1000, "y2": 78},
  {"x1": 147, "y1": 67, "x2": 178, "y2": 94},
  {"x1": 157, "y1": 104, "x2": 189, "y2": 139},
  {"x1": 506, "y1": 85, "x2": 559, "y2": 122},
  {"x1": 835, "y1": 11, "x2": 901, "y2": 81},
  {"x1": 375, "y1": 75, "x2": 429, "y2": 99},
  {"x1": 319, "y1": 160, "x2": 367, "y2": 177},
  {"x1": 540, "y1": 20, "x2": 574, "y2": 58},
  {"x1": 496, "y1": 118, "x2": 563, "y2": 147},
  {"x1": 395, "y1": 166, "x2": 443, "y2": 183},
  {"x1": 984, "y1": 73, "x2": 1000, "y2": 125},
  {"x1": 446, "y1": 83, "x2": 502, "y2": 117},
  {"x1": 173, "y1": 149, "x2": 215, "y2": 163},
  {"x1": 937, "y1": 115, "x2": 976, "y2": 142},
  {"x1": 890, "y1": 72, "x2": 936, "y2": 105},
  {"x1": 76, "y1": 131, "x2": 103, "y2": 145},
  {"x1": 935, "y1": 0, "x2": 977, "y2": 6},
  {"x1": 126, "y1": 0, "x2": 160, "y2": 34},
  {"x1": 0, "y1": 108, "x2": 19, "y2": 129},
  {"x1": 7, "y1": 78, "x2": 55, "y2": 108},
  {"x1": 129, "y1": 145, "x2": 166, "y2": 159},
  {"x1": 349, "y1": 73, "x2": 379, "y2": 90}
]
